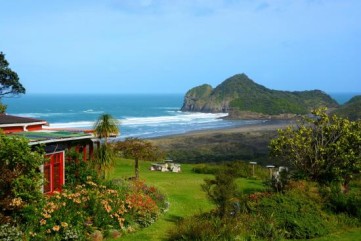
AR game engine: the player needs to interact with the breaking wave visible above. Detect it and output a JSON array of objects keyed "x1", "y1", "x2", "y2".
[{"x1": 47, "y1": 112, "x2": 228, "y2": 129}]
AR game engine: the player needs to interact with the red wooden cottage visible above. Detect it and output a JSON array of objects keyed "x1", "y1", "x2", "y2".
[{"x1": 0, "y1": 114, "x2": 98, "y2": 194}]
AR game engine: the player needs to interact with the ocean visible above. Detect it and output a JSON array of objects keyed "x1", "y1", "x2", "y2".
[{"x1": 3, "y1": 93, "x2": 358, "y2": 139}]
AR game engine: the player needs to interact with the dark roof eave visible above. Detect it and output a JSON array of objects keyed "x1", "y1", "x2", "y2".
[
  {"x1": 28, "y1": 135, "x2": 95, "y2": 146},
  {"x1": 0, "y1": 114, "x2": 47, "y2": 125}
]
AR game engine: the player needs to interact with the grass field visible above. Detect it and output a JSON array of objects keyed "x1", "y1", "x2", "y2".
[{"x1": 109, "y1": 159, "x2": 361, "y2": 241}]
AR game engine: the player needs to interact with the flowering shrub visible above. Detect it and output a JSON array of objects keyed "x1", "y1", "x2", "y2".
[
  {"x1": 0, "y1": 133, "x2": 167, "y2": 239},
  {"x1": 0, "y1": 133, "x2": 45, "y2": 224},
  {"x1": 20, "y1": 177, "x2": 166, "y2": 240}
]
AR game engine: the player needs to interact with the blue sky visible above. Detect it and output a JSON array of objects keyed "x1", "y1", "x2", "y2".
[{"x1": 1, "y1": 0, "x2": 360, "y2": 94}]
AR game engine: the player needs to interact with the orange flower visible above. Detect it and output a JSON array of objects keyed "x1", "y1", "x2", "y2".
[
  {"x1": 42, "y1": 213, "x2": 51, "y2": 219},
  {"x1": 52, "y1": 225, "x2": 60, "y2": 232}
]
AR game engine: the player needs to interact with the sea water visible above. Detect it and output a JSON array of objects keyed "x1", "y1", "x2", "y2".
[
  {"x1": 3, "y1": 94, "x2": 262, "y2": 139},
  {"x1": 3, "y1": 93, "x2": 358, "y2": 139}
]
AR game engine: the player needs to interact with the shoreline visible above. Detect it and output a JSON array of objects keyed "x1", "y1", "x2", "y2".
[{"x1": 148, "y1": 119, "x2": 293, "y2": 141}]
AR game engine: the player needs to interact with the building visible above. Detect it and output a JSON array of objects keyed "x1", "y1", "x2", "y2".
[{"x1": 0, "y1": 114, "x2": 98, "y2": 194}]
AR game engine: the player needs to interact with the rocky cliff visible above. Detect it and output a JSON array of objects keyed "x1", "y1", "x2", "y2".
[{"x1": 181, "y1": 73, "x2": 339, "y2": 118}]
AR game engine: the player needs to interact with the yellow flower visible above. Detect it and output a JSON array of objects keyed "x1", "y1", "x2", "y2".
[
  {"x1": 10, "y1": 197, "x2": 23, "y2": 207},
  {"x1": 46, "y1": 229, "x2": 51, "y2": 234},
  {"x1": 42, "y1": 213, "x2": 51, "y2": 219},
  {"x1": 40, "y1": 219, "x2": 46, "y2": 225},
  {"x1": 53, "y1": 191, "x2": 61, "y2": 199},
  {"x1": 61, "y1": 222, "x2": 68, "y2": 228},
  {"x1": 52, "y1": 225, "x2": 60, "y2": 232}
]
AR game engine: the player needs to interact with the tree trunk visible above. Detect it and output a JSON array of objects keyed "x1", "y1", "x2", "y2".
[
  {"x1": 341, "y1": 180, "x2": 350, "y2": 194},
  {"x1": 135, "y1": 158, "x2": 139, "y2": 180}
]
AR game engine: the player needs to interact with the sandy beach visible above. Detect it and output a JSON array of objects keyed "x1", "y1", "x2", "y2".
[
  {"x1": 149, "y1": 119, "x2": 293, "y2": 140},
  {"x1": 149, "y1": 120, "x2": 294, "y2": 164}
]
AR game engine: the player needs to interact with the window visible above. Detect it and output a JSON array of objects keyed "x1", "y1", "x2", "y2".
[{"x1": 44, "y1": 151, "x2": 65, "y2": 194}]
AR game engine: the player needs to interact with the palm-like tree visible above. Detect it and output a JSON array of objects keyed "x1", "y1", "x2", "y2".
[
  {"x1": 93, "y1": 114, "x2": 120, "y2": 143},
  {"x1": 92, "y1": 113, "x2": 120, "y2": 179}
]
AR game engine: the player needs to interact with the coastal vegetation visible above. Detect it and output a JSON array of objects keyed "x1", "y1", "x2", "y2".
[
  {"x1": 149, "y1": 122, "x2": 286, "y2": 165},
  {"x1": 166, "y1": 109, "x2": 361, "y2": 241},
  {"x1": 270, "y1": 108, "x2": 361, "y2": 191},
  {"x1": 332, "y1": 95, "x2": 361, "y2": 121},
  {"x1": 0, "y1": 133, "x2": 168, "y2": 240}
]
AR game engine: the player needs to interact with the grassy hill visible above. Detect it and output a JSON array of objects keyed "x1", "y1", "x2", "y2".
[
  {"x1": 332, "y1": 95, "x2": 361, "y2": 120},
  {"x1": 181, "y1": 74, "x2": 339, "y2": 117}
]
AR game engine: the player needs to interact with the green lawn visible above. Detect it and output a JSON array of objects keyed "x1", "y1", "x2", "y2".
[
  {"x1": 299, "y1": 228, "x2": 361, "y2": 241},
  {"x1": 110, "y1": 159, "x2": 215, "y2": 240}
]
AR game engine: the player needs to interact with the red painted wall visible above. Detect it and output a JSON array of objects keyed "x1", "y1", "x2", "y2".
[
  {"x1": 1, "y1": 126, "x2": 24, "y2": 134},
  {"x1": 1, "y1": 124, "x2": 43, "y2": 134},
  {"x1": 26, "y1": 124, "x2": 43, "y2": 131},
  {"x1": 44, "y1": 152, "x2": 65, "y2": 194}
]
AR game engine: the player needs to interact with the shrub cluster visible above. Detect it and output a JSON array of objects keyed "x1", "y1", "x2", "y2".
[
  {"x1": 168, "y1": 188, "x2": 332, "y2": 241},
  {"x1": 192, "y1": 161, "x2": 268, "y2": 180},
  {"x1": 15, "y1": 178, "x2": 166, "y2": 240},
  {"x1": 169, "y1": 173, "x2": 361, "y2": 241},
  {"x1": 322, "y1": 184, "x2": 361, "y2": 221},
  {"x1": 168, "y1": 213, "x2": 242, "y2": 241},
  {"x1": 250, "y1": 190, "x2": 330, "y2": 239}
]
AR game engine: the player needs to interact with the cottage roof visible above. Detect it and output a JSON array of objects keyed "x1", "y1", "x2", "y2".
[
  {"x1": 11, "y1": 130, "x2": 95, "y2": 146},
  {"x1": 0, "y1": 114, "x2": 47, "y2": 125}
]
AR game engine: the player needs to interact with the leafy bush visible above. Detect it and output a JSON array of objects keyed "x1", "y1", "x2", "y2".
[
  {"x1": 323, "y1": 184, "x2": 361, "y2": 220},
  {"x1": 167, "y1": 213, "x2": 242, "y2": 241},
  {"x1": 251, "y1": 191, "x2": 331, "y2": 239},
  {"x1": 192, "y1": 164, "x2": 219, "y2": 174},
  {"x1": 65, "y1": 148, "x2": 100, "y2": 187},
  {"x1": 270, "y1": 108, "x2": 361, "y2": 190},
  {"x1": 0, "y1": 133, "x2": 45, "y2": 224},
  {"x1": 202, "y1": 166, "x2": 239, "y2": 218},
  {"x1": 193, "y1": 161, "x2": 268, "y2": 180}
]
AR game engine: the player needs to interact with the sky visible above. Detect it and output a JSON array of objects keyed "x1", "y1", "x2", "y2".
[{"x1": 0, "y1": 0, "x2": 360, "y2": 94}]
